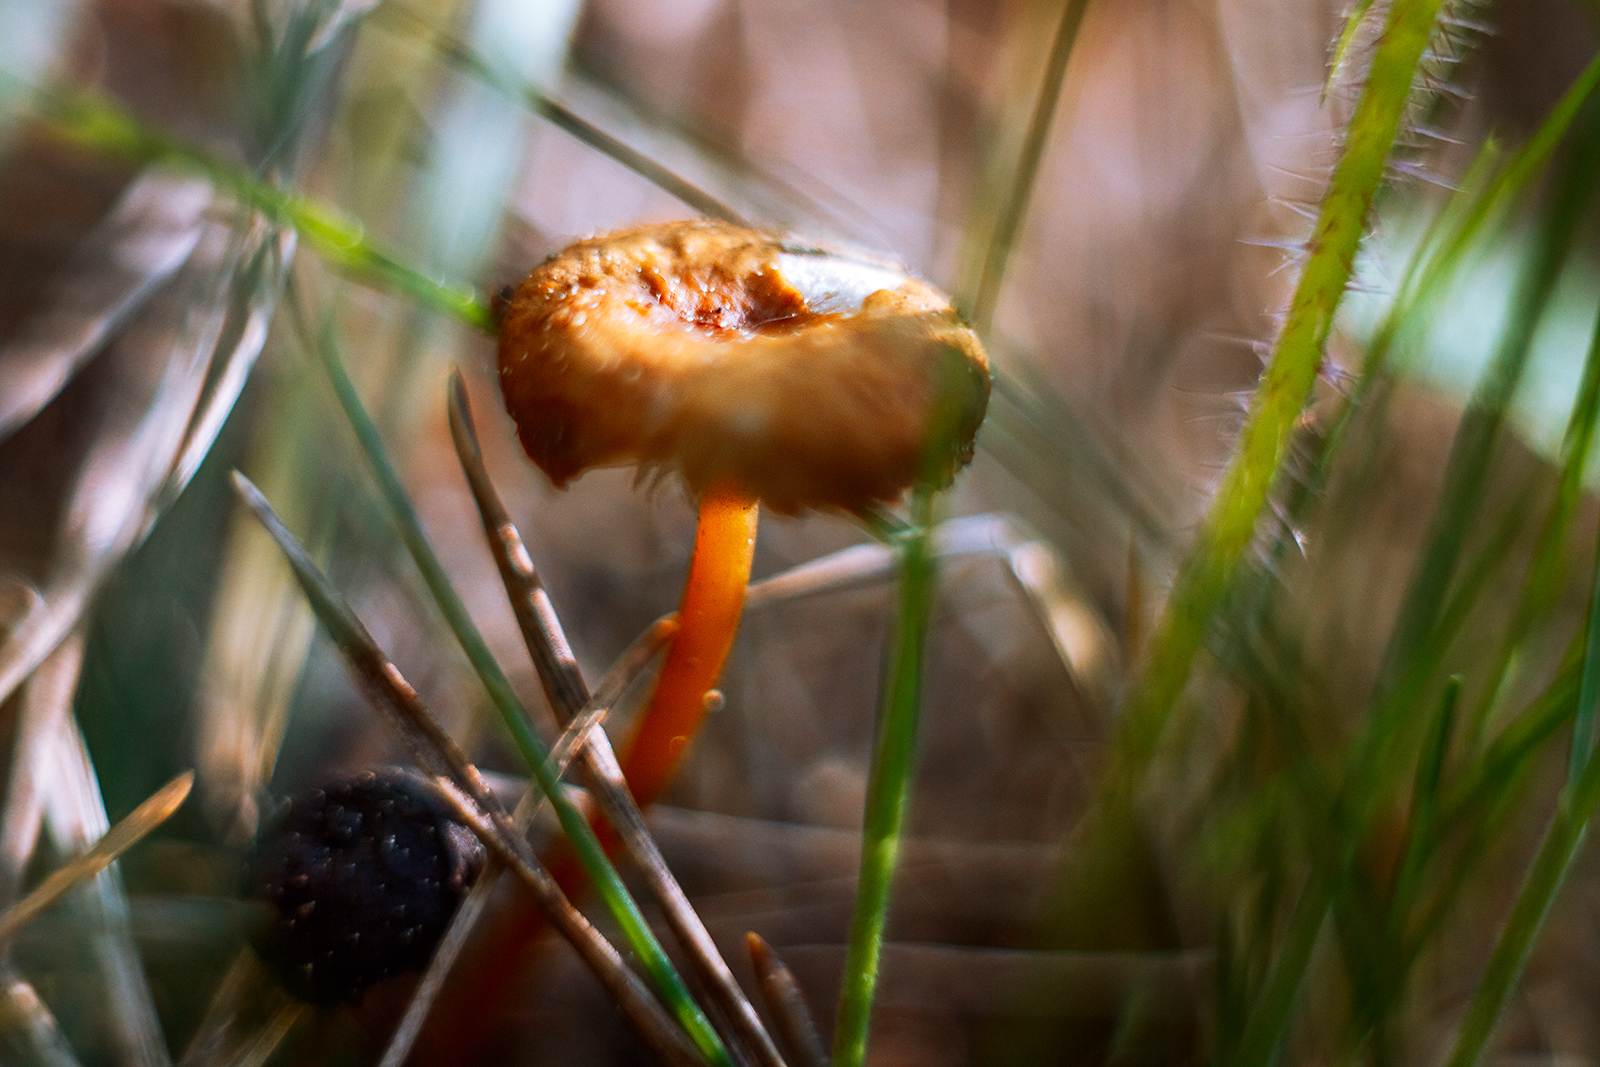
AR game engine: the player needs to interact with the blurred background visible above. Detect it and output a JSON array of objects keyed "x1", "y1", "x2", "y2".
[{"x1": 2, "y1": 0, "x2": 1600, "y2": 1064}]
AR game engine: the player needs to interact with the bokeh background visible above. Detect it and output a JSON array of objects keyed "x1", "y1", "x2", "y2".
[{"x1": 2, "y1": 0, "x2": 1600, "y2": 1064}]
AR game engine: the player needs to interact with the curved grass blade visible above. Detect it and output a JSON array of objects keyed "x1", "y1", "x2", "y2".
[
  {"x1": 0, "y1": 213, "x2": 273, "y2": 711},
  {"x1": 169, "y1": 228, "x2": 297, "y2": 491}
]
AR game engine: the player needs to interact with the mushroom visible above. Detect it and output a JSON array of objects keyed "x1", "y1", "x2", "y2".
[{"x1": 497, "y1": 220, "x2": 989, "y2": 808}]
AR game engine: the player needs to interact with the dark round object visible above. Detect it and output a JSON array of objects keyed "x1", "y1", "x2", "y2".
[{"x1": 244, "y1": 767, "x2": 486, "y2": 1004}]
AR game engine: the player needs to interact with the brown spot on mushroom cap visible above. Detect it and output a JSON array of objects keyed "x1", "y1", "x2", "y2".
[{"x1": 496, "y1": 221, "x2": 990, "y2": 515}]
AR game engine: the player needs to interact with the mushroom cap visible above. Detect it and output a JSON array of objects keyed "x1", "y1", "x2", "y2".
[{"x1": 496, "y1": 220, "x2": 990, "y2": 515}]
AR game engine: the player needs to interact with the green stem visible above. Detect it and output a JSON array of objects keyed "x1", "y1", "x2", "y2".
[
  {"x1": 1568, "y1": 311, "x2": 1600, "y2": 790},
  {"x1": 960, "y1": 0, "x2": 1091, "y2": 332},
  {"x1": 833, "y1": 486, "x2": 938, "y2": 1067},
  {"x1": 35, "y1": 84, "x2": 495, "y2": 332},
  {"x1": 312, "y1": 315, "x2": 731, "y2": 1067},
  {"x1": 1225, "y1": 874, "x2": 1334, "y2": 1067},
  {"x1": 1441, "y1": 530, "x2": 1600, "y2": 1067}
]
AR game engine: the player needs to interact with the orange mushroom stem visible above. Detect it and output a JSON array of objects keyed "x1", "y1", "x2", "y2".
[{"x1": 621, "y1": 484, "x2": 758, "y2": 807}]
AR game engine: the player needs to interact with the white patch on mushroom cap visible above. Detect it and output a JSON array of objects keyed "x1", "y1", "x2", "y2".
[{"x1": 777, "y1": 252, "x2": 911, "y2": 315}]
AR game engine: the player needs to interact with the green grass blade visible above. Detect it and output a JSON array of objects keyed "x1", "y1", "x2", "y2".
[
  {"x1": 1441, "y1": 529, "x2": 1600, "y2": 1067},
  {"x1": 1352, "y1": 94, "x2": 1600, "y2": 817},
  {"x1": 1276, "y1": 51, "x2": 1600, "y2": 577},
  {"x1": 832, "y1": 485, "x2": 938, "y2": 1067},
  {"x1": 1392, "y1": 654, "x2": 1578, "y2": 979},
  {"x1": 1374, "y1": 48, "x2": 1600, "y2": 374},
  {"x1": 31, "y1": 84, "x2": 494, "y2": 331},
  {"x1": 1564, "y1": 303, "x2": 1600, "y2": 786},
  {"x1": 1363, "y1": 52, "x2": 1600, "y2": 396},
  {"x1": 1571, "y1": 518, "x2": 1600, "y2": 787},
  {"x1": 958, "y1": 0, "x2": 1091, "y2": 332},
  {"x1": 307, "y1": 307, "x2": 733, "y2": 1067},
  {"x1": 1449, "y1": 644, "x2": 1581, "y2": 821},
  {"x1": 1390, "y1": 675, "x2": 1461, "y2": 914},
  {"x1": 1118, "y1": 0, "x2": 1447, "y2": 775},
  {"x1": 1224, "y1": 873, "x2": 1334, "y2": 1067},
  {"x1": 1459, "y1": 290, "x2": 1600, "y2": 752}
]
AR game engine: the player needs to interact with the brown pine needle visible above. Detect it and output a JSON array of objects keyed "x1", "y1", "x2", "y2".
[
  {"x1": 448, "y1": 371, "x2": 788, "y2": 1067},
  {"x1": 0, "y1": 771, "x2": 192, "y2": 947},
  {"x1": 747, "y1": 933, "x2": 831, "y2": 1067}
]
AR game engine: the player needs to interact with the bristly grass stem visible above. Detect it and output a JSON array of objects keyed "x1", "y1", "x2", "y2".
[{"x1": 1117, "y1": 0, "x2": 1448, "y2": 778}]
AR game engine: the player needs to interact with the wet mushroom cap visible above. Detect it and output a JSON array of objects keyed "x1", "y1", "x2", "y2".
[{"x1": 496, "y1": 221, "x2": 990, "y2": 514}]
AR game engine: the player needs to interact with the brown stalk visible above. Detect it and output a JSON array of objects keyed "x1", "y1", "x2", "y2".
[
  {"x1": 746, "y1": 934, "x2": 831, "y2": 1067},
  {"x1": 377, "y1": 611, "x2": 677, "y2": 1067},
  {"x1": 447, "y1": 371, "x2": 788, "y2": 1067}
]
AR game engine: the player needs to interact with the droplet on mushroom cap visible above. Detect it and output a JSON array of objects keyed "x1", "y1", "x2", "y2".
[{"x1": 496, "y1": 221, "x2": 990, "y2": 514}]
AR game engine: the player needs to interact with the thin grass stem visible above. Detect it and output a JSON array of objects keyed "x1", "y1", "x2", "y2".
[
  {"x1": 832, "y1": 485, "x2": 938, "y2": 1067},
  {"x1": 405, "y1": 20, "x2": 749, "y2": 227},
  {"x1": 961, "y1": 0, "x2": 1091, "y2": 333},
  {"x1": 426, "y1": 777, "x2": 707, "y2": 1067},
  {"x1": 1440, "y1": 523, "x2": 1600, "y2": 1067}
]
